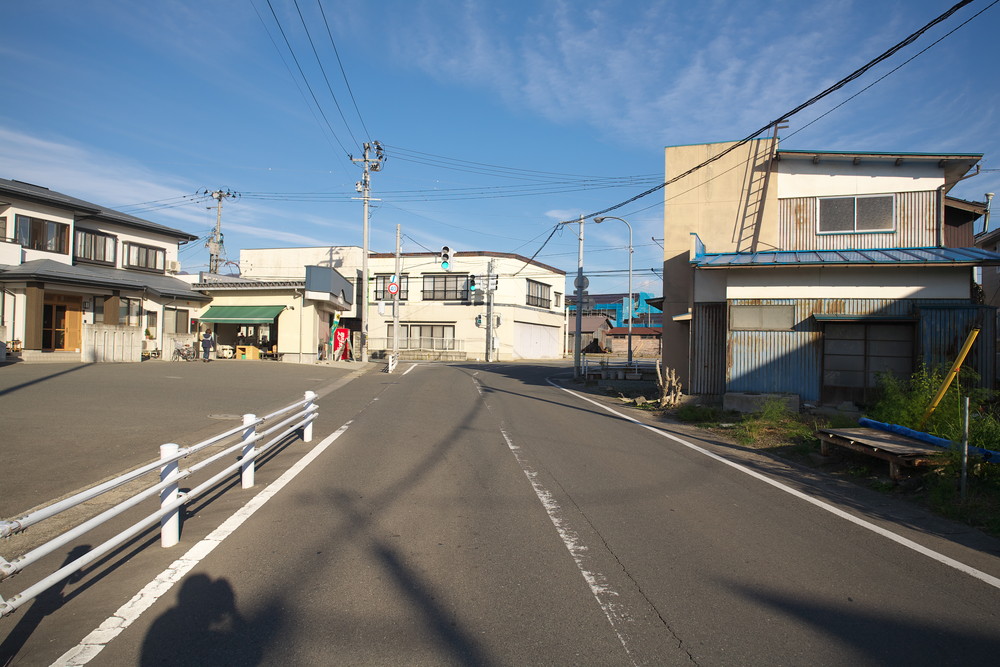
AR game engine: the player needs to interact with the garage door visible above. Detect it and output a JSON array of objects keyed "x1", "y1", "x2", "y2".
[
  {"x1": 513, "y1": 322, "x2": 561, "y2": 359},
  {"x1": 822, "y1": 322, "x2": 914, "y2": 404}
]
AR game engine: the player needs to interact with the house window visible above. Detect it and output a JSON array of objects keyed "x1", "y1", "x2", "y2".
[
  {"x1": 554, "y1": 292, "x2": 562, "y2": 308},
  {"x1": 0, "y1": 216, "x2": 7, "y2": 241},
  {"x1": 526, "y1": 280, "x2": 551, "y2": 308},
  {"x1": 818, "y1": 195, "x2": 894, "y2": 233},
  {"x1": 74, "y1": 228, "x2": 117, "y2": 265},
  {"x1": 422, "y1": 274, "x2": 469, "y2": 301},
  {"x1": 730, "y1": 305, "x2": 795, "y2": 331},
  {"x1": 15, "y1": 214, "x2": 70, "y2": 254},
  {"x1": 146, "y1": 310, "x2": 158, "y2": 333},
  {"x1": 388, "y1": 323, "x2": 456, "y2": 350},
  {"x1": 164, "y1": 307, "x2": 191, "y2": 334},
  {"x1": 375, "y1": 274, "x2": 409, "y2": 301},
  {"x1": 123, "y1": 242, "x2": 165, "y2": 272},
  {"x1": 120, "y1": 298, "x2": 142, "y2": 327}
]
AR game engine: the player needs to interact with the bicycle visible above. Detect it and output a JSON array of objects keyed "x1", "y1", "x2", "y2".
[{"x1": 171, "y1": 342, "x2": 197, "y2": 361}]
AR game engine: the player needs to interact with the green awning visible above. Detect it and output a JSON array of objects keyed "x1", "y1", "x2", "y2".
[{"x1": 198, "y1": 305, "x2": 285, "y2": 324}]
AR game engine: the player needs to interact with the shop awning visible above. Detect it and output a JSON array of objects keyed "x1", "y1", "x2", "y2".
[{"x1": 198, "y1": 305, "x2": 285, "y2": 323}]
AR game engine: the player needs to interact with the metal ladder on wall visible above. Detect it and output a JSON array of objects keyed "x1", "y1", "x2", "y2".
[{"x1": 732, "y1": 125, "x2": 782, "y2": 253}]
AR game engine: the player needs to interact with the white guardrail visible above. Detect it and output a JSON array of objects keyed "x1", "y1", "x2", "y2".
[{"x1": 0, "y1": 390, "x2": 318, "y2": 618}]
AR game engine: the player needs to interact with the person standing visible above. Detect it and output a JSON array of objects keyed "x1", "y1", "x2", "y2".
[{"x1": 201, "y1": 329, "x2": 216, "y2": 362}]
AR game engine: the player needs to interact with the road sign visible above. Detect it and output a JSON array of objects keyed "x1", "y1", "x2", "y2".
[
  {"x1": 387, "y1": 282, "x2": 399, "y2": 295},
  {"x1": 574, "y1": 275, "x2": 589, "y2": 290}
]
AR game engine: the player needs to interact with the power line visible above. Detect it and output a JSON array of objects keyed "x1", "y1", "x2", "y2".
[
  {"x1": 315, "y1": 0, "x2": 372, "y2": 144},
  {"x1": 290, "y1": 0, "x2": 362, "y2": 152},
  {"x1": 567, "y1": 0, "x2": 979, "y2": 223},
  {"x1": 262, "y1": 0, "x2": 352, "y2": 157},
  {"x1": 787, "y1": 0, "x2": 1000, "y2": 141}
]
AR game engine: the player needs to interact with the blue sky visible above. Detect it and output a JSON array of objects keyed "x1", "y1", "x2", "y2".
[{"x1": 2, "y1": 0, "x2": 998, "y2": 295}]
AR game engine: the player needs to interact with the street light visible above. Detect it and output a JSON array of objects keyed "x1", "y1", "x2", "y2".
[{"x1": 594, "y1": 216, "x2": 633, "y2": 366}]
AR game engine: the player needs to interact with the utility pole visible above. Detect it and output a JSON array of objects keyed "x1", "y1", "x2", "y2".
[
  {"x1": 393, "y1": 224, "x2": 401, "y2": 358},
  {"x1": 351, "y1": 141, "x2": 385, "y2": 363},
  {"x1": 485, "y1": 258, "x2": 495, "y2": 362},
  {"x1": 204, "y1": 189, "x2": 237, "y2": 274},
  {"x1": 560, "y1": 216, "x2": 586, "y2": 380}
]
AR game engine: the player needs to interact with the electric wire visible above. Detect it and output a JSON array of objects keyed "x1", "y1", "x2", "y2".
[
  {"x1": 291, "y1": 0, "x2": 362, "y2": 152},
  {"x1": 263, "y1": 0, "x2": 352, "y2": 157},
  {"x1": 252, "y1": 1, "x2": 347, "y2": 165},
  {"x1": 567, "y1": 0, "x2": 978, "y2": 223},
  {"x1": 786, "y1": 0, "x2": 1000, "y2": 142},
  {"x1": 315, "y1": 0, "x2": 372, "y2": 144}
]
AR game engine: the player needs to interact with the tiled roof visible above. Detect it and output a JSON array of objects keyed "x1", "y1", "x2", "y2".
[
  {"x1": 0, "y1": 259, "x2": 210, "y2": 301},
  {"x1": 0, "y1": 178, "x2": 197, "y2": 242}
]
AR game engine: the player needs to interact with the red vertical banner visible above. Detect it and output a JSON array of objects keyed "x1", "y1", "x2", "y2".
[{"x1": 333, "y1": 327, "x2": 350, "y2": 360}]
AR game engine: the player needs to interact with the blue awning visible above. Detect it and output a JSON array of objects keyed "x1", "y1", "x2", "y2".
[{"x1": 692, "y1": 246, "x2": 1000, "y2": 268}]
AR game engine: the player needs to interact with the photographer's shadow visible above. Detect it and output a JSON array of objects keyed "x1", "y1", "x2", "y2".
[{"x1": 140, "y1": 574, "x2": 282, "y2": 667}]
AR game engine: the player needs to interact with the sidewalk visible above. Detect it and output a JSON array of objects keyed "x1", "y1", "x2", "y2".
[{"x1": 0, "y1": 360, "x2": 378, "y2": 518}]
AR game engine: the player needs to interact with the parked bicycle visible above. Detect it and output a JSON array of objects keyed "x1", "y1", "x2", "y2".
[{"x1": 171, "y1": 341, "x2": 197, "y2": 361}]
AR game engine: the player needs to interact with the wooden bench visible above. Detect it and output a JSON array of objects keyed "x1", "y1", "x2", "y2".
[{"x1": 816, "y1": 427, "x2": 947, "y2": 480}]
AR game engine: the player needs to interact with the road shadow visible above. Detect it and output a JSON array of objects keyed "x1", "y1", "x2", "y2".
[
  {"x1": 0, "y1": 363, "x2": 92, "y2": 397},
  {"x1": 140, "y1": 573, "x2": 284, "y2": 667},
  {"x1": 0, "y1": 545, "x2": 90, "y2": 666}
]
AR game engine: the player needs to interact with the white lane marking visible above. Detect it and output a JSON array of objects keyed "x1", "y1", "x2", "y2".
[
  {"x1": 549, "y1": 379, "x2": 1000, "y2": 592},
  {"x1": 402, "y1": 364, "x2": 417, "y2": 376},
  {"x1": 53, "y1": 421, "x2": 354, "y2": 667},
  {"x1": 473, "y1": 376, "x2": 639, "y2": 665},
  {"x1": 497, "y1": 427, "x2": 639, "y2": 665}
]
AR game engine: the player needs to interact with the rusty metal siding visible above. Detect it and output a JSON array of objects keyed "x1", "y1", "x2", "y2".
[
  {"x1": 690, "y1": 303, "x2": 726, "y2": 395},
  {"x1": 723, "y1": 298, "x2": 969, "y2": 401},
  {"x1": 725, "y1": 299, "x2": 823, "y2": 400},
  {"x1": 778, "y1": 191, "x2": 937, "y2": 251},
  {"x1": 917, "y1": 305, "x2": 996, "y2": 388}
]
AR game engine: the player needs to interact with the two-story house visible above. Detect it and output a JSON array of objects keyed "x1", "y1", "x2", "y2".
[
  {"x1": 661, "y1": 140, "x2": 1000, "y2": 406},
  {"x1": 232, "y1": 246, "x2": 567, "y2": 362},
  {"x1": 0, "y1": 178, "x2": 209, "y2": 362}
]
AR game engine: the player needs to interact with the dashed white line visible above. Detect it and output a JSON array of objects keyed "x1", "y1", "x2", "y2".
[{"x1": 472, "y1": 375, "x2": 640, "y2": 665}]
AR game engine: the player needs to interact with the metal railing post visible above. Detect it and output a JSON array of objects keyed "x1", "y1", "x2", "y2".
[
  {"x1": 302, "y1": 391, "x2": 317, "y2": 442},
  {"x1": 159, "y1": 443, "x2": 180, "y2": 548},
  {"x1": 241, "y1": 413, "x2": 257, "y2": 489}
]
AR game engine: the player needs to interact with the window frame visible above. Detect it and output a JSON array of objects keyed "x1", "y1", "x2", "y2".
[
  {"x1": 123, "y1": 241, "x2": 166, "y2": 272},
  {"x1": 817, "y1": 194, "x2": 895, "y2": 235},
  {"x1": 74, "y1": 228, "x2": 118, "y2": 266},
  {"x1": 729, "y1": 304, "x2": 796, "y2": 331},
  {"x1": 119, "y1": 297, "x2": 142, "y2": 327},
  {"x1": 375, "y1": 274, "x2": 409, "y2": 301},
  {"x1": 421, "y1": 274, "x2": 469, "y2": 301},
  {"x1": 15, "y1": 214, "x2": 70, "y2": 254},
  {"x1": 526, "y1": 279, "x2": 552, "y2": 309},
  {"x1": 164, "y1": 307, "x2": 191, "y2": 334}
]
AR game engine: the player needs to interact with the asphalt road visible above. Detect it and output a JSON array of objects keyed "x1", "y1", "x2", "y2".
[{"x1": 3, "y1": 361, "x2": 1000, "y2": 665}]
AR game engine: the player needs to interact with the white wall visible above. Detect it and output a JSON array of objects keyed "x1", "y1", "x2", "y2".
[
  {"x1": 722, "y1": 266, "x2": 970, "y2": 300},
  {"x1": 777, "y1": 159, "x2": 943, "y2": 199}
]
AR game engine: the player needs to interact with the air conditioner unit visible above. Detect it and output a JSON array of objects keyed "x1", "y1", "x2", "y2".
[{"x1": 165, "y1": 260, "x2": 181, "y2": 273}]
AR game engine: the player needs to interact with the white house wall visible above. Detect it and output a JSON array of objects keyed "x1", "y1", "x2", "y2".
[
  {"x1": 721, "y1": 266, "x2": 970, "y2": 300},
  {"x1": 240, "y1": 247, "x2": 364, "y2": 279},
  {"x1": 776, "y1": 160, "x2": 944, "y2": 198}
]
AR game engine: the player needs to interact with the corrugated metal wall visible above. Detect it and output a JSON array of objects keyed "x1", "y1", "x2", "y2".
[
  {"x1": 690, "y1": 303, "x2": 726, "y2": 395},
  {"x1": 778, "y1": 191, "x2": 937, "y2": 250},
  {"x1": 917, "y1": 305, "x2": 996, "y2": 388},
  {"x1": 715, "y1": 298, "x2": 994, "y2": 402}
]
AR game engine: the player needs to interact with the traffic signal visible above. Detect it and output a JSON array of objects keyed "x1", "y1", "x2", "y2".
[
  {"x1": 440, "y1": 246, "x2": 452, "y2": 270},
  {"x1": 469, "y1": 274, "x2": 478, "y2": 292},
  {"x1": 488, "y1": 274, "x2": 499, "y2": 291},
  {"x1": 475, "y1": 314, "x2": 483, "y2": 327}
]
